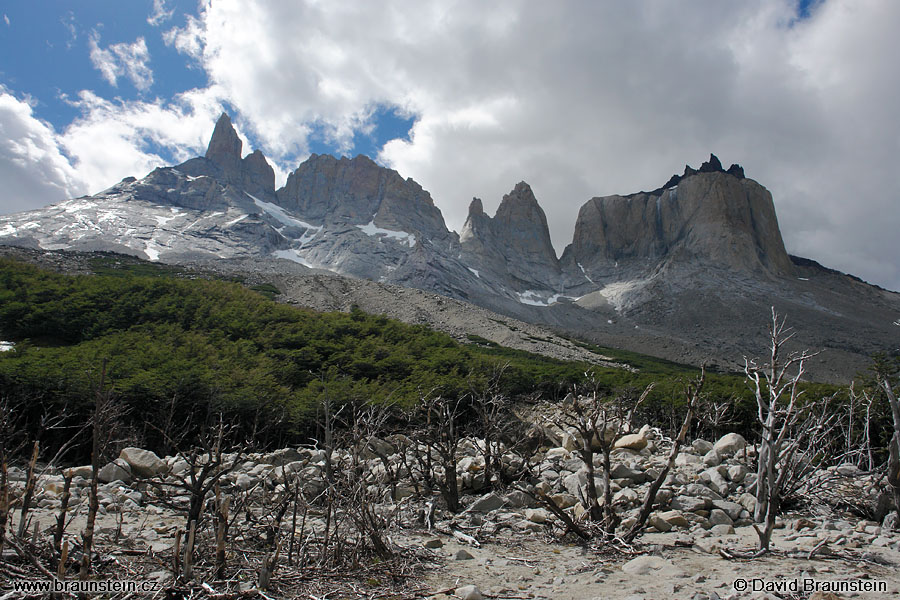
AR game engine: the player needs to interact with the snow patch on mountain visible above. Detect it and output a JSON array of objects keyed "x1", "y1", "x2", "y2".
[
  {"x1": 273, "y1": 249, "x2": 315, "y2": 268},
  {"x1": 356, "y1": 218, "x2": 416, "y2": 248}
]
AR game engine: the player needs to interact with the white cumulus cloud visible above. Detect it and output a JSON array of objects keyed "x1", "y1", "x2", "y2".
[
  {"x1": 57, "y1": 87, "x2": 228, "y2": 194},
  {"x1": 147, "y1": 0, "x2": 175, "y2": 27},
  {"x1": 88, "y1": 33, "x2": 154, "y2": 91},
  {"x1": 0, "y1": 89, "x2": 90, "y2": 213}
]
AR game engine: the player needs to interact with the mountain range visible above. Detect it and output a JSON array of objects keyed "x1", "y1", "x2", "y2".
[{"x1": 2, "y1": 113, "x2": 897, "y2": 381}]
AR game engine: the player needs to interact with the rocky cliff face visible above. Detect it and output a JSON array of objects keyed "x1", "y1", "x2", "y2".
[
  {"x1": 460, "y1": 183, "x2": 561, "y2": 296},
  {"x1": 561, "y1": 167, "x2": 795, "y2": 290}
]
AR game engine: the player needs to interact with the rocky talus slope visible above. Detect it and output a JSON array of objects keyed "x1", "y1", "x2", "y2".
[
  {"x1": 8, "y1": 414, "x2": 899, "y2": 599},
  {"x1": 1, "y1": 114, "x2": 897, "y2": 380}
]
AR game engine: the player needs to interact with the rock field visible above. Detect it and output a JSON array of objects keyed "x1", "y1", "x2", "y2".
[{"x1": 5, "y1": 415, "x2": 899, "y2": 599}]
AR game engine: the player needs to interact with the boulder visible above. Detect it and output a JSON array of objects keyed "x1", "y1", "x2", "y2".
[
  {"x1": 455, "y1": 584, "x2": 482, "y2": 600},
  {"x1": 692, "y1": 439, "x2": 714, "y2": 454},
  {"x1": 98, "y1": 459, "x2": 132, "y2": 484},
  {"x1": 675, "y1": 453, "x2": 703, "y2": 467},
  {"x1": 119, "y1": 447, "x2": 168, "y2": 478},
  {"x1": 648, "y1": 514, "x2": 673, "y2": 532},
  {"x1": 708, "y1": 509, "x2": 733, "y2": 526},
  {"x1": 614, "y1": 432, "x2": 648, "y2": 451},
  {"x1": 525, "y1": 508, "x2": 551, "y2": 523},
  {"x1": 468, "y1": 492, "x2": 506, "y2": 513},
  {"x1": 671, "y1": 495, "x2": 708, "y2": 513},
  {"x1": 726, "y1": 464, "x2": 748, "y2": 483},
  {"x1": 658, "y1": 510, "x2": 690, "y2": 528},
  {"x1": 64, "y1": 465, "x2": 94, "y2": 479},
  {"x1": 503, "y1": 490, "x2": 535, "y2": 508},
  {"x1": 702, "y1": 449, "x2": 721, "y2": 467},
  {"x1": 621, "y1": 555, "x2": 672, "y2": 575},
  {"x1": 711, "y1": 500, "x2": 744, "y2": 521},
  {"x1": 264, "y1": 448, "x2": 303, "y2": 466},
  {"x1": 610, "y1": 463, "x2": 649, "y2": 483},
  {"x1": 713, "y1": 433, "x2": 747, "y2": 457},
  {"x1": 550, "y1": 493, "x2": 578, "y2": 509}
]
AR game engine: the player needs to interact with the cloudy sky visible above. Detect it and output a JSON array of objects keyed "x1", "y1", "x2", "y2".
[{"x1": 1, "y1": 0, "x2": 899, "y2": 290}]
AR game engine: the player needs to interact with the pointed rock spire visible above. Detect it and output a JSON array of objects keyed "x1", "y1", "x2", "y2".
[{"x1": 206, "y1": 113, "x2": 242, "y2": 180}]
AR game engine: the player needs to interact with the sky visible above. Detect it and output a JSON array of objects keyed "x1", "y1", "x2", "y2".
[{"x1": 1, "y1": 0, "x2": 899, "y2": 291}]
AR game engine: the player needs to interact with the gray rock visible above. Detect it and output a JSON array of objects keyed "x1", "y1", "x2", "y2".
[
  {"x1": 700, "y1": 468, "x2": 730, "y2": 497},
  {"x1": 707, "y1": 509, "x2": 733, "y2": 526},
  {"x1": 610, "y1": 463, "x2": 649, "y2": 482},
  {"x1": 621, "y1": 555, "x2": 672, "y2": 575},
  {"x1": 658, "y1": 510, "x2": 690, "y2": 528},
  {"x1": 648, "y1": 514, "x2": 673, "y2": 532},
  {"x1": 671, "y1": 495, "x2": 708, "y2": 513},
  {"x1": 726, "y1": 464, "x2": 748, "y2": 483},
  {"x1": 119, "y1": 447, "x2": 167, "y2": 478},
  {"x1": 692, "y1": 439, "x2": 714, "y2": 454},
  {"x1": 455, "y1": 549, "x2": 475, "y2": 560},
  {"x1": 675, "y1": 453, "x2": 703, "y2": 467},
  {"x1": 524, "y1": 508, "x2": 551, "y2": 523},
  {"x1": 709, "y1": 524, "x2": 735, "y2": 535},
  {"x1": 702, "y1": 449, "x2": 721, "y2": 467},
  {"x1": 455, "y1": 584, "x2": 482, "y2": 600},
  {"x1": 264, "y1": 448, "x2": 304, "y2": 466},
  {"x1": 684, "y1": 483, "x2": 723, "y2": 501},
  {"x1": 64, "y1": 465, "x2": 94, "y2": 479},
  {"x1": 468, "y1": 492, "x2": 506, "y2": 513},
  {"x1": 615, "y1": 432, "x2": 648, "y2": 451},
  {"x1": 712, "y1": 433, "x2": 747, "y2": 457},
  {"x1": 98, "y1": 459, "x2": 132, "y2": 484},
  {"x1": 711, "y1": 500, "x2": 744, "y2": 521},
  {"x1": 205, "y1": 113, "x2": 243, "y2": 182},
  {"x1": 503, "y1": 490, "x2": 535, "y2": 508}
]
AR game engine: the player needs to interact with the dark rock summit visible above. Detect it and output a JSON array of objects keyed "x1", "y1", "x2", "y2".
[{"x1": 205, "y1": 113, "x2": 243, "y2": 182}]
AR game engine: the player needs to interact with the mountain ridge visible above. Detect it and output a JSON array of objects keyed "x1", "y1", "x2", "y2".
[{"x1": 1, "y1": 113, "x2": 897, "y2": 381}]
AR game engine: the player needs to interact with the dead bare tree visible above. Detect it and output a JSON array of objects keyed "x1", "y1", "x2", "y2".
[
  {"x1": 81, "y1": 358, "x2": 118, "y2": 579},
  {"x1": 625, "y1": 368, "x2": 704, "y2": 543},
  {"x1": 743, "y1": 308, "x2": 841, "y2": 555},
  {"x1": 846, "y1": 382, "x2": 878, "y2": 470},
  {"x1": 412, "y1": 391, "x2": 467, "y2": 513},
  {"x1": 872, "y1": 357, "x2": 900, "y2": 523},
  {"x1": 555, "y1": 381, "x2": 653, "y2": 537},
  {"x1": 468, "y1": 364, "x2": 533, "y2": 489}
]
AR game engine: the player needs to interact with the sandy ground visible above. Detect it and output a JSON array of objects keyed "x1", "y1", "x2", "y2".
[{"x1": 414, "y1": 524, "x2": 900, "y2": 600}]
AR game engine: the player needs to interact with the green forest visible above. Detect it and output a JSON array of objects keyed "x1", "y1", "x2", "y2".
[{"x1": 0, "y1": 255, "x2": 840, "y2": 458}]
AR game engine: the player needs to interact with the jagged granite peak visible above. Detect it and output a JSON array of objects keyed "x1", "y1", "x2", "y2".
[
  {"x1": 460, "y1": 181, "x2": 560, "y2": 294},
  {"x1": 563, "y1": 170, "x2": 795, "y2": 285},
  {"x1": 649, "y1": 154, "x2": 744, "y2": 196},
  {"x1": 205, "y1": 113, "x2": 242, "y2": 180},
  {"x1": 493, "y1": 181, "x2": 559, "y2": 269},
  {"x1": 275, "y1": 153, "x2": 449, "y2": 241},
  {"x1": 698, "y1": 153, "x2": 723, "y2": 173},
  {"x1": 241, "y1": 149, "x2": 276, "y2": 199}
]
